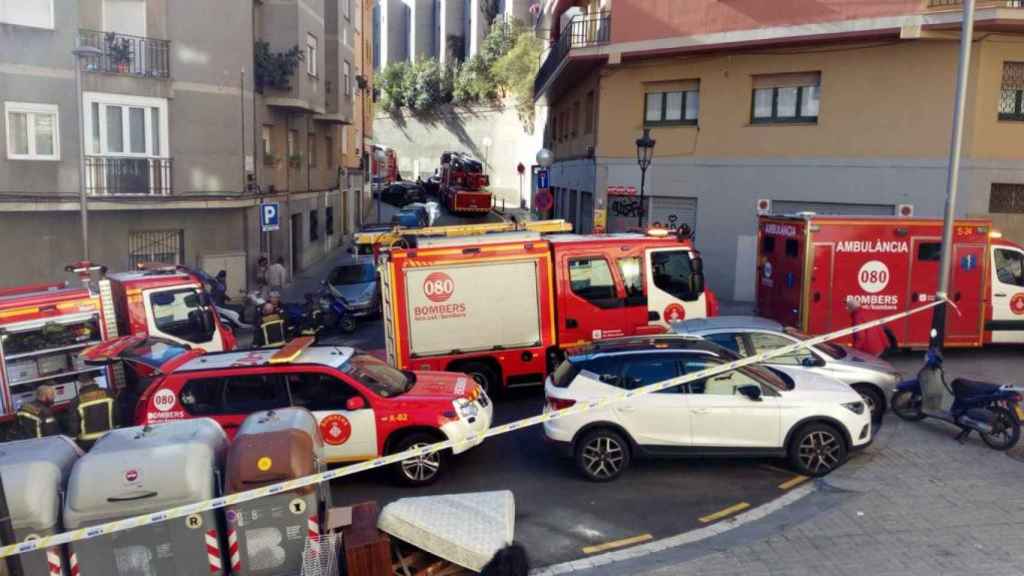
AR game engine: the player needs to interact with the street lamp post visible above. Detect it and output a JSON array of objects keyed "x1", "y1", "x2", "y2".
[
  {"x1": 635, "y1": 128, "x2": 656, "y2": 229},
  {"x1": 72, "y1": 43, "x2": 104, "y2": 261},
  {"x1": 482, "y1": 137, "x2": 493, "y2": 170},
  {"x1": 374, "y1": 147, "x2": 387, "y2": 224},
  {"x1": 930, "y1": 0, "x2": 976, "y2": 351}
]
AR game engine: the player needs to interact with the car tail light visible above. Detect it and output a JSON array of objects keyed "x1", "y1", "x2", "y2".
[{"x1": 547, "y1": 397, "x2": 576, "y2": 411}]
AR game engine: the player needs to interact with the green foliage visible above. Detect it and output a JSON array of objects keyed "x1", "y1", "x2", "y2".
[
  {"x1": 493, "y1": 30, "x2": 543, "y2": 128},
  {"x1": 378, "y1": 61, "x2": 412, "y2": 111},
  {"x1": 254, "y1": 41, "x2": 304, "y2": 93},
  {"x1": 453, "y1": 54, "x2": 498, "y2": 104}
]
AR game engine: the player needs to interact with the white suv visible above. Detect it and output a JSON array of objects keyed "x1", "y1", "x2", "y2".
[{"x1": 543, "y1": 336, "x2": 872, "y2": 482}]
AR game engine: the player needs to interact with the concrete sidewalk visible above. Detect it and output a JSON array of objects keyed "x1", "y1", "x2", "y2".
[{"x1": 541, "y1": 398, "x2": 1024, "y2": 575}]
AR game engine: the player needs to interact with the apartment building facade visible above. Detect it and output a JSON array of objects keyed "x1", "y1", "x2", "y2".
[
  {"x1": 373, "y1": 0, "x2": 532, "y2": 68},
  {"x1": 0, "y1": 0, "x2": 372, "y2": 288},
  {"x1": 536, "y1": 0, "x2": 1024, "y2": 302}
]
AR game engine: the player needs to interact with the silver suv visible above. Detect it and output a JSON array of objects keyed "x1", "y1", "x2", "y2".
[{"x1": 673, "y1": 316, "x2": 900, "y2": 420}]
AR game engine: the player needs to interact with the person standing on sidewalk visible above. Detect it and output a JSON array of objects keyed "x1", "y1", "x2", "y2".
[{"x1": 267, "y1": 256, "x2": 288, "y2": 292}]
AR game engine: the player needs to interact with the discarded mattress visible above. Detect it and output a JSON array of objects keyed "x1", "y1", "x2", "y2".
[{"x1": 377, "y1": 490, "x2": 515, "y2": 571}]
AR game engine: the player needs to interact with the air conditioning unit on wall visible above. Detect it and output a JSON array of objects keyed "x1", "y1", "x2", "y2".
[
  {"x1": 897, "y1": 204, "x2": 914, "y2": 217},
  {"x1": 756, "y1": 199, "x2": 772, "y2": 215}
]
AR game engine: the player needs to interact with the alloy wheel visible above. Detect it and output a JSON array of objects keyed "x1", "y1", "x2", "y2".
[
  {"x1": 798, "y1": 430, "x2": 841, "y2": 474},
  {"x1": 400, "y1": 443, "x2": 440, "y2": 482},
  {"x1": 581, "y1": 436, "x2": 625, "y2": 480}
]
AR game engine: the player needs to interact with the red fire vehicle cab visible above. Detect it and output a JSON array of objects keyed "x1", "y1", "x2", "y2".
[
  {"x1": 378, "y1": 228, "x2": 715, "y2": 394},
  {"x1": 438, "y1": 151, "x2": 492, "y2": 215},
  {"x1": 756, "y1": 214, "x2": 1024, "y2": 348},
  {"x1": 83, "y1": 336, "x2": 492, "y2": 486},
  {"x1": 0, "y1": 263, "x2": 233, "y2": 418}
]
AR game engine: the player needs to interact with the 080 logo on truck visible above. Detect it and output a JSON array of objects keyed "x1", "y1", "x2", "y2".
[{"x1": 423, "y1": 272, "x2": 455, "y2": 303}]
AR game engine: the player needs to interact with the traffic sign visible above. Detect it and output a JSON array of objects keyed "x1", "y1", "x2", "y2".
[
  {"x1": 535, "y1": 189, "x2": 553, "y2": 212},
  {"x1": 260, "y1": 202, "x2": 280, "y2": 232},
  {"x1": 516, "y1": 162, "x2": 525, "y2": 175},
  {"x1": 536, "y1": 169, "x2": 549, "y2": 189}
]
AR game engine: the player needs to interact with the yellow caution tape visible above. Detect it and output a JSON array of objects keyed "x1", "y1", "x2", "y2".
[{"x1": 0, "y1": 298, "x2": 947, "y2": 559}]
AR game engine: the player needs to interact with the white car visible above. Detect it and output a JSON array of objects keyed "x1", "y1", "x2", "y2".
[{"x1": 543, "y1": 336, "x2": 872, "y2": 482}]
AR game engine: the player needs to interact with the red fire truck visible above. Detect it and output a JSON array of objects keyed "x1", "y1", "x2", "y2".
[
  {"x1": 378, "y1": 229, "x2": 715, "y2": 393},
  {"x1": 756, "y1": 214, "x2": 1024, "y2": 348},
  {"x1": 438, "y1": 151, "x2": 492, "y2": 215},
  {"x1": 370, "y1": 144, "x2": 399, "y2": 186},
  {"x1": 0, "y1": 263, "x2": 235, "y2": 418}
]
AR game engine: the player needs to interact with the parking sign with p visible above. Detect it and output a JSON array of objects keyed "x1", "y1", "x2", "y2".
[{"x1": 261, "y1": 202, "x2": 280, "y2": 232}]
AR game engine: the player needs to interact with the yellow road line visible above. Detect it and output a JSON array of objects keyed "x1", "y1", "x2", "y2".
[
  {"x1": 581, "y1": 533, "x2": 653, "y2": 555},
  {"x1": 778, "y1": 475, "x2": 810, "y2": 491},
  {"x1": 699, "y1": 502, "x2": 751, "y2": 524}
]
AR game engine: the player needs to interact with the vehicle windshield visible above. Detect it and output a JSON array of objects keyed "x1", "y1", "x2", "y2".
[
  {"x1": 341, "y1": 353, "x2": 410, "y2": 397},
  {"x1": 783, "y1": 327, "x2": 846, "y2": 359},
  {"x1": 329, "y1": 263, "x2": 376, "y2": 285},
  {"x1": 149, "y1": 288, "x2": 215, "y2": 344}
]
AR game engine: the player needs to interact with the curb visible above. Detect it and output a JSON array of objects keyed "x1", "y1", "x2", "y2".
[{"x1": 530, "y1": 482, "x2": 817, "y2": 575}]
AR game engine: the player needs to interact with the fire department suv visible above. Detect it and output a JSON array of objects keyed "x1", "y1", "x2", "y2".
[
  {"x1": 379, "y1": 229, "x2": 714, "y2": 394},
  {"x1": 0, "y1": 263, "x2": 234, "y2": 418},
  {"x1": 86, "y1": 336, "x2": 492, "y2": 486},
  {"x1": 757, "y1": 214, "x2": 1024, "y2": 348}
]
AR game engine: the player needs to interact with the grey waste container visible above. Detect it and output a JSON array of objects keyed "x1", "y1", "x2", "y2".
[
  {"x1": 63, "y1": 418, "x2": 228, "y2": 576},
  {"x1": 224, "y1": 408, "x2": 328, "y2": 576},
  {"x1": 0, "y1": 436, "x2": 81, "y2": 576}
]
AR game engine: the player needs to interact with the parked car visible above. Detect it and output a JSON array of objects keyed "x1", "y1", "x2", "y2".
[
  {"x1": 89, "y1": 336, "x2": 492, "y2": 486},
  {"x1": 422, "y1": 170, "x2": 441, "y2": 196},
  {"x1": 380, "y1": 181, "x2": 426, "y2": 206},
  {"x1": 543, "y1": 335, "x2": 872, "y2": 482},
  {"x1": 672, "y1": 316, "x2": 900, "y2": 421},
  {"x1": 326, "y1": 257, "x2": 381, "y2": 318}
]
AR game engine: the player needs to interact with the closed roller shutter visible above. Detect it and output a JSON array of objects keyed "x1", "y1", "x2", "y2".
[
  {"x1": 772, "y1": 200, "x2": 895, "y2": 216},
  {"x1": 649, "y1": 196, "x2": 698, "y2": 235}
]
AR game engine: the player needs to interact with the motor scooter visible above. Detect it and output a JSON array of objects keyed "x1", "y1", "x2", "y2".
[
  {"x1": 251, "y1": 292, "x2": 325, "y2": 347},
  {"x1": 319, "y1": 281, "x2": 357, "y2": 334},
  {"x1": 892, "y1": 350, "x2": 1023, "y2": 450}
]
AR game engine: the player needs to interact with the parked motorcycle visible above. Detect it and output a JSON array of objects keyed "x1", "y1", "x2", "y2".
[
  {"x1": 892, "y1": 350, "x2": 1023, "y2": 450},
  {"x1": 251, "y1": 291, "x2": 325, "y2": 346},
  {"x1": 319, "y1": 281, "x2": 357, "y2": 334}
]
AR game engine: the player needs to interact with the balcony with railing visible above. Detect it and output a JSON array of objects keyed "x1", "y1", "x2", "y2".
[
  {"x1": 84, "y1": 157, "x2": 173, "y2": 196},
  {"x1": 534, "y1": 12, "x2": 611, "y2": 99},
  {"x1": 78, "y1": 30, "x2": 171, "y2": 78}
]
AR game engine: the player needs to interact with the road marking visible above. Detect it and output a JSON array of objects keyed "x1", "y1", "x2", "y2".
[
  {"x1": 581, "y1": 534, "x2": 653, "y2": 555},
  {"x1": 758, "y1": 464, "x2": 793, "y2": 475},
  {"x1": 778, "y1": 475, "x2": 810, "y2": 491},
  {"x1": 699, "y1": 502, "x2": 751, "y2": 524}
]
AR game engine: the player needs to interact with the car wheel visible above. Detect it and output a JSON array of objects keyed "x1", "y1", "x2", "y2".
[
  {"x1": 460, "y1": 361, "x2": 499, "y2": 397},
  {"x1": 575, "y1": 429, "x2": 631, "y2": 482},
  {"x1": 390, "y1": 432, "x2": 445, "y2": 487},
  {"x1": 789, "y1": 423, "x2": 847, "y2": 477},
  {"x1": 852, "y1": 384, "x2": 884, "y2": 421}
]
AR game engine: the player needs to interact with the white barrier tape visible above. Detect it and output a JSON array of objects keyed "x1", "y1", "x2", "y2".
[{"x1": 0, "y1": 298, "x2": 946, "y2": 559}]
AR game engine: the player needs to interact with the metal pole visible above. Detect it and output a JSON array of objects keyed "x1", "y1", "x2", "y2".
[
  {"x1": 74, "y1": 52, "x2": 89, "y2": 261},
  {"x1": 240, "y1": 69, "x2": 246, "y2": 191},
  {"x1": 930, "y1": 0, "x2": 975, "y2": 351},
  {"x1": 637, "y1": 166, "x2": 647, "y2": 229}
]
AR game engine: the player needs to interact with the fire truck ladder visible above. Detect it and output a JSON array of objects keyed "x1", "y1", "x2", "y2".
[
  {"x1": 379, "y1": 261, "x2": 397, "y2": 367},
  {"x1": 355, "y1": 219, "x2": 573, "y2": 249}
]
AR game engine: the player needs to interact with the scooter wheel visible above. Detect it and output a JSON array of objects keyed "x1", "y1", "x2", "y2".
[
  {"x1": 891, "y1": 390, "x2": 926, "y2": 421},
  {"x1": 980, "y1": 406, "x2": 1021, "y2": 451},
  {"x1": 340, "y1": 316, "x2": 357, "y2": 334}
]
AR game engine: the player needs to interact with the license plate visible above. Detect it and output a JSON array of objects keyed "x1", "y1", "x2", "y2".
[{"x1": 1015, "y1": 404, "x2": 1024, "y2": 421}]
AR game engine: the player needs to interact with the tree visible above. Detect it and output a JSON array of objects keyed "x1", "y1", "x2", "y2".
[
  {"x1": 492, "y1": 30, "x2": 543, "y2": 128},
  {"x1": 378, "y1": 61, "x2": 412, "y2": 111},
  {"x1": 254, "y1": 41, "x2": 304, "y2": 93}
]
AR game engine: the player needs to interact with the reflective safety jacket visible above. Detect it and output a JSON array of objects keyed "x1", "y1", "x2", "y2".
[
  {"x1": 16, "y1": 401, "x2": 60, "y2": 439},
  {"x1": 67, "y1": 384, "x2": 116, "y2": 442}
]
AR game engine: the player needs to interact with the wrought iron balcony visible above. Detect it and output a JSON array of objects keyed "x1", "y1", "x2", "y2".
[
  {"x1": 78, "y1": 30, "x2": 171, "y2": 78},
  {"x1": 534, "y1": 12, "x2": 611, "y2": 99},
  {"x1": 84, "y1": 157, "x2": 173, "y2": 196}
]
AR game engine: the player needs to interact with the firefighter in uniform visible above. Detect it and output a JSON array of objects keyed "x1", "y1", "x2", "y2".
[
  {"x1": 66, "y1": 374, "x2": 116, "y2": 446},
  {"x1": 257, "y1": 290, "x2": 288, "y2": 347},
  {"x1": 15, "y1": 384, "x2": 60, "y2": 439}
]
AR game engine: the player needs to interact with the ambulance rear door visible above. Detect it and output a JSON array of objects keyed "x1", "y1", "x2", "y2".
[{"x1": 989, "y1": 242, "x2": 1024, "y2": 343}]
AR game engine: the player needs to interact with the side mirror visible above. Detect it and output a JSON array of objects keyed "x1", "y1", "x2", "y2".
[
  {"x1": 346, "y1": 396, "x2": 366, "y2": 411},
  {"x1": 689, "y1": 273, "x2": 705, "y2": 296},
  {"x1": 738, "y1": 385, "x2": 762, "y2": 402},
  {"x1": 801, "y1": 355, "x2": 825, "y2": 368}
]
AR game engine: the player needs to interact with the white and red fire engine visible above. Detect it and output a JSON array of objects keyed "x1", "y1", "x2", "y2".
[
  {"x1": 370, "y1": 144, "x2": 399, "y2": 186},
  {"x1": 0, "y1": 262, "x2": 235, "y2": 418},
  {"x1": 438, "y1": 151, "x2": 492, "y2": 215},
  {"x1": 756, "y1": 214, "x2": 1024, "y2": 348},
  {"x1": 378, "y1": 228, "x2": 717, "y2": 393}
]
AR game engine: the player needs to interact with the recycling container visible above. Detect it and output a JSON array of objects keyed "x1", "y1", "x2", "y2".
[
  {"x1": 0, "y1": 436, "x2": 82, "y2": 576},
  {"x1": 224, "y1": 408, "x2": 327, "y2": 576},
  {"x1": 63, "y1": 418, "x2": 228, "y2": 576}
]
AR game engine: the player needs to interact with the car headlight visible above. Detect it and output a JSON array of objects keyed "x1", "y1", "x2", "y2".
[
  {"x1": 453, "y1": 398, "x2": 479, "y2": 419},
  {"x1": 842, "y1": 401, "x2": 866, "y2": 415}
]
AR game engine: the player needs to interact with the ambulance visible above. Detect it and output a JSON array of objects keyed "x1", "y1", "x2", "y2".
[
  {"x1": 756, "y1": 214, "x2": 1024, "y2": 348},
  {"x1": 0, "y1": 262, "x2": 235, "y2": 417},
  {"x1": 378, "y1": 228, "x2": 716, "y2": 394}
]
